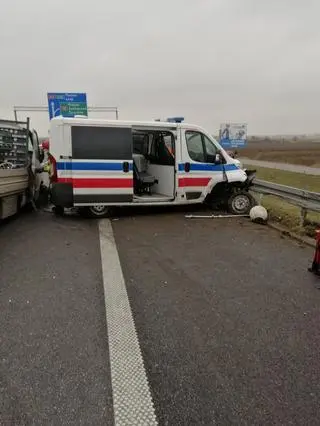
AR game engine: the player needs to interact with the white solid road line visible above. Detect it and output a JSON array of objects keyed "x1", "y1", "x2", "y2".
[{"x1": 98, "y1": 219, "x2": 158, "y2": 426}]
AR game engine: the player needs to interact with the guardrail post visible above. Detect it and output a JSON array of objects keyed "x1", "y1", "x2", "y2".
[
  {"x1": 258, "y1": 193, "x2": 264, "y2": 205},
  {"x1": 300, "y1": 208, "x2": 307, "y2": 227}
]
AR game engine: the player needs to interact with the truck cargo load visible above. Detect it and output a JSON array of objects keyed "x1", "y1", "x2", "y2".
[{"x1": 0, "y1": 118, "x2": 42, "y2": 219}]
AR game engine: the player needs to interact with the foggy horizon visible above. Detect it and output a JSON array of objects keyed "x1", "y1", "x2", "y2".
[{"x1": 1, "y1": 0, "x2": 320, "y2": 136}]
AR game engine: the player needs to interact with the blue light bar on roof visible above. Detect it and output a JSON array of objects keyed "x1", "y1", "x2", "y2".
[{"x1": 166, "y1": 117, "x2": 184, "y2": 123}]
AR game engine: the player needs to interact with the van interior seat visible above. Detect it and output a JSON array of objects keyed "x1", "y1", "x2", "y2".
[{"x1": 132, "y1": 153, "x2": 157, "y2": 194}]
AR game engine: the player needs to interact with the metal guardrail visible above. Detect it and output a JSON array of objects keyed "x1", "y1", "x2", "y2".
[{"x1": 252, "y1": 179, "x2": 320, "y2": 225}]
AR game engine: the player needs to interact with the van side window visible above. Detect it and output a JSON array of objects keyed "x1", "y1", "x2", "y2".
[
  {"x1": 186, "y1": 131, "x2": 218, "y2": 163},
  {"x1": 148, "y1": 131, "x2": 174, "y2": 166},
  {"x1": 163, "y1": 133, "x2": 174, "y2": 157},
  {"x1": 71, "y1": 126, "x2": 132, "y2": 160},
  {"x1": 185, "y1": 131, "x2": 205, "y2": 162},
  {"x1": 203, "y1": 135, "x2": 218, "y2": 157},
  {"x1": 133, "y1": 133, "x2": 148, "y2": 155}
]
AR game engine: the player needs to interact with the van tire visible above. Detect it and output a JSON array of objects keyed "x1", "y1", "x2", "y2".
[
  {"x1": 79, "y1": 206, "x2": 110, "y2": 219},
  {"x1": 227, "y1": 192, "x2": 256, "y2": 215}
]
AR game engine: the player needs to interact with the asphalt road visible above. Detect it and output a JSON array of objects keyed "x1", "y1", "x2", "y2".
[
  {"x1": 1, "y1": 208, "x2": 319, "y2": 425},
  {"x1": 0, "y1": 211, "x2": 114, "y2": 425},
  {"x1": 240, "y1": 158, "x2": 320, "y2": 175}
]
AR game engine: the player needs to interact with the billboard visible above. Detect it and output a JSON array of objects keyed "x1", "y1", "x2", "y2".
[
  {"x1": 219, "y1": 123, "x2": 247, "y2": 148},
  {"x1": 47, "y1": 93, "x2": 88, "y2": 120}
]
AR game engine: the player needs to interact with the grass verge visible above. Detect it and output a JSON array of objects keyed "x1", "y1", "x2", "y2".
[{"x1": 246, "y1": 165, "x2": 320, "y2": 236}]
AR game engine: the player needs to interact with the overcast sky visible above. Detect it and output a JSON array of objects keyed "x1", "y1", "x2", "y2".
[{"x1": 0, "y1": 0, "x2": 319, "y2": 135}]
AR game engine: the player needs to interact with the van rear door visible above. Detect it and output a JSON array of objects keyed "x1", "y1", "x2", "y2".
[{"x1": 70, "y1": 124, "x2": 133, "y2": 205}]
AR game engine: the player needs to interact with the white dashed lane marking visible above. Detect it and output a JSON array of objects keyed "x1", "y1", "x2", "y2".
[{"x1": 99, "y1": 219, "x2": 158, "y2": 426}]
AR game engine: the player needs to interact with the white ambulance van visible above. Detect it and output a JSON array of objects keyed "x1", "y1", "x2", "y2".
[{"x1": 48, "y1": 116, "x2": 256, "y2": 218}]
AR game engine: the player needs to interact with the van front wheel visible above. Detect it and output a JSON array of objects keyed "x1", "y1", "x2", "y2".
[
  {"x1": 227, "y1": 192, "x2": 256, "y2": 215},
  {"x1": 79, "y1": 205, "x2": 110, "y2": 219}
]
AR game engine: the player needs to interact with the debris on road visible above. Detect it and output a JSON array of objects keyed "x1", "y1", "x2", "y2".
[
  {"x1": 249, "y1": 205, "x2": 268, "y2": 224},
  {"x1": 185, "y1": 213, "x2": 249, "y2": 219}
]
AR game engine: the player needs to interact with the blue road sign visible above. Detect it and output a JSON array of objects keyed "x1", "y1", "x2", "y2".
[
  {"x1": 219, "y1": 123, "x2": 247, "y2": 149},
  {"x1": 47, "y1": 93, "x2": 88, "y2": 120}
]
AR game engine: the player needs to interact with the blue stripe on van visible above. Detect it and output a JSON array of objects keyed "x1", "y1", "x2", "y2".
[
  {"x1": 56, "y1": 161, "x2": 133, "y2": 171},
  {"x1": 178, "y1": 163, "x2": 239, "y2": 172}
]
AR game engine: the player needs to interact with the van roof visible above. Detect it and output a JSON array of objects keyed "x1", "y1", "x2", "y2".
[{"x1": 50, "y1": 116, "x2": 205, "y2": 131}]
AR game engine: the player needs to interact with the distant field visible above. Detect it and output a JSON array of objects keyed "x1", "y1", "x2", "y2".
[
  {"x1": 250, "y1": 166, "x2": 319, "y2": 191},
  {"x1": 248, "y1": 165, "x2": 320, "y2": 236},
  {"x1": 241, "y1": 139, "x2": 320, "y2": 167}
]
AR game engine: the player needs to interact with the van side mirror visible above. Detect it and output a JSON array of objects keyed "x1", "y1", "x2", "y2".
[
  {"x1": 214, "y1": 153, "x2": 222, "y2": 164},
  {"x1": 206, "y1": 154, "x2": 215, "y2": 163},
  {"x1": 206, "y1": 153, "x2": 222, "y2": 164}
]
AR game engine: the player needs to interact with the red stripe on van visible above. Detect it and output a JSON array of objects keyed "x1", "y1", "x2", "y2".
[
  {"x1": 178, "y1": 177, "x2": 211, "y2": 187},
  {"x1": 58, "y1": 177, "x2": 133, "y2": 188}
]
